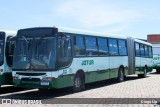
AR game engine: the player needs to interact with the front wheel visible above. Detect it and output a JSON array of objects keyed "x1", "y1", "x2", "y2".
[
  {"x1": 73, "y1": 73, "x2": 84, "y2": 92},
  {"x1": 118, "y1": 67, "x2": 124, "y2": 82}
]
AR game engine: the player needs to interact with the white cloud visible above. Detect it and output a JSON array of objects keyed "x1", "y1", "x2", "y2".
[
  {"x1": 56, "y1": 0, "x2": 143, "y2": 28},
  {"x1": 107, "y1": 24, "x2": 130, "y2": 33}
]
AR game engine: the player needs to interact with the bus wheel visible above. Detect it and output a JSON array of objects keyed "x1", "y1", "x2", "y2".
[
  {"x1": 118, "y1": 67, "x2": 124, "y2": 82},
  {"x1": 73, "y1": 73, "x2": 84, "y2": 92},
  {"x1": 138, "y1": 66, "x2": 147, "y2": 78},
  {"x1": 143, "y1": 66, "x2": 147, "y2": 78}
]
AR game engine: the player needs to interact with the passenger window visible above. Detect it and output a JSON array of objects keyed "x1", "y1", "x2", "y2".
[
  {"x1": 98, "y1": 38, "x2": 109, "y2": 56},
  {"x1": 108, "y1": 39, "x2": 118, "y2": 55},
  {"x1": 149, "y1": 47, "x2": 153, "y2": 58},
  {"x1": 58, "y1": 33, "x2": 72, "y2": 68},
  {"x1": 86, "y1": 37, "x2": 98, "y2": 56},
  {"x1": 135, "y1": 43, "x2": 140, "y2": 56},
  {"x1": 118, "y1": 40, "x2": 127, "y2": 55},
  {"x1": 6, "y1": 36, "x2": 16, "y2": 67},
  {"x1": 74, "y1": 36, "x2": 86, "y2": 56},
  {"x1": 140, "y1": 44, "x2": 145, "y2": 57},
  {"x1": 144, "y1": 46, "x2": 149, "y2": 57}
]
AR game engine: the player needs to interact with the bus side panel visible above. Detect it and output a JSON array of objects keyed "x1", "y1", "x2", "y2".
[
  {"x1": 141, "y1": 58, "x2": 153, "y2": 72},
  {"x1": 68, "y1": 57, "x2": 110, "y2": 84},
  {"x1": 50, "y1": 74, "x2": 74, "y2": 89},
  {"x1": 109, "y1": 56, "x2": 128, "y2": 79},
  {"x1": 135, "y1": 57, "x2": 141, "y2": 74},
  {"x1": 95, "y1": 57, "x2": 109, "y2": 82},
  {"x1": 135, "y1": 57, "x2": 153, "y2": 74}
]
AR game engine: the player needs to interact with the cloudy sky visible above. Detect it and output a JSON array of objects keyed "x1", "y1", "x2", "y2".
[{"x1": 1, "y1": 0, "x2": 160, "y2": 39}]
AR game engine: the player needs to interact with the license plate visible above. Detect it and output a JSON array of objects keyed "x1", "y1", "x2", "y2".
[{"x1": 41, "y1": 81, "x2": 49, "y2": 85}]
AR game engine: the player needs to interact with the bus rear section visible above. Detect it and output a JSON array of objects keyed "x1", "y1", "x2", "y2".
[
  {"x1": 127, "y1": 37, "x2": 153, "y2": 77},
  {"x1": 0, "y1": 31, "x2": 16, "y2": 86}
]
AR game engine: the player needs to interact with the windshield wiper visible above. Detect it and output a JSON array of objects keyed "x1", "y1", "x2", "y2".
[
  {"x1": 22, "y1": 36, "x2": 29, "y2": 43},
  {"x1": 22, "y1": 36, "x2": 31, "y2": 50},
  {"x1": 36, "y1": 35, "x2": 46, "y2": 52}
]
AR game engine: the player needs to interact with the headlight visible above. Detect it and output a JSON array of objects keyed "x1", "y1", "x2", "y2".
[{"x1": 13, "y1": 74, "x2": 19, "y2": 80}]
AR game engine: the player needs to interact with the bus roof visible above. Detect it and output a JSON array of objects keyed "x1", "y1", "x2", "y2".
[
  {"x1": 18, "y1": 27, "x2": 126, "y2": 39},
  {"x1": 58, "y1": 27, "x2": 126, "y2": 39},
  {"x1": 134, "y1": 38, "x2": 152, "y2": 46},
  {"x1": 17, "y1": 27, "x2": 151, "y2": 45}
]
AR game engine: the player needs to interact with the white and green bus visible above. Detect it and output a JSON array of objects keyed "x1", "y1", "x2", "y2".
[
  {"x1": 152, "y1": 44, "x2": 160, "y2": 72},
  {"x1": 12, "y1": 27, "x2": 152, "y2": 91},
  {"x1": 0, "y1": 31, "x2": 16, "y2": 87}
]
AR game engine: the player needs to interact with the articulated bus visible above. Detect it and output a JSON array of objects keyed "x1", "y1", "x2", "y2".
[
  {"x1": 12, "y1": 27, "x2": 152, "y2": 92},
  {"x1": 152, "y1": 44, "x2": 160, "y2": 72},
  {"x1": 0, "y1": 31, "x2": 16, "y2": 87}
]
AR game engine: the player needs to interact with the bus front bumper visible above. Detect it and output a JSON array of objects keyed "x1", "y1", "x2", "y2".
[{"x1": 13, "y1": 75, "x2": 74, "y2": 89}]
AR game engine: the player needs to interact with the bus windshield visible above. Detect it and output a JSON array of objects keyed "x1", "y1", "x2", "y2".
[
  {"x1": 13, "y1": 36, "x2": 56, "y2": 70},
  {"x1": 0, "y1": 34, "x2": 4, "y2": 66}
]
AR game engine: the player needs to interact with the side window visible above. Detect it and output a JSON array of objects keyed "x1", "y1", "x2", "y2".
[
  {"x1": 149, "y1": 46, "x2": 153, "y2": 58},
  {"x1": 86, "y1": 37, "x2": 98, "y2": 56},
  {"x1": 108, "y1": 39, "x2": 118, "y2": 55},
  {"x1": 140, "y1": 44, "x2": 145, "y2": 57},
  {"x1": 6, "y1": 37, "x2": 16, "y2": 67},
  {"x1": 74, "y1": 36, "x2": 86, "y2": 56},
  {"x1": 58, "y1": 33, "x2": 72, "y2": 68},
  {"x1": 98, "y1": 38, "x2": 109, "y2": 56},
  {"x1": 118, "y1": 40, "x2": 127, "y2": 55},
  {"x1": 144, "y1": 45, "x2": 149, "y2": 57},
  {"x1": 135, "y1": 43, "x2": 140, "y2": 56}
]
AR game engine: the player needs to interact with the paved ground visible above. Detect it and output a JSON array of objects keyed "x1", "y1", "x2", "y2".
[{"x1": 0, "y1": 70, "x2": 160, "y2": 107}]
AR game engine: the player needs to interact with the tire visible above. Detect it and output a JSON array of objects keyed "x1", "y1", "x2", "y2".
[
  {"x1": 143, "y1": 66, "x2": 147, "y2": 78},
  {"x1": 73, "y1": 73, "x2": 84, "y2": 92},
  {"x1": 138, "y1": 66, "x2": 147, "y2": 78},
  {"x1": 118, "y1": 67, "x2": 124, "y2": 82}
]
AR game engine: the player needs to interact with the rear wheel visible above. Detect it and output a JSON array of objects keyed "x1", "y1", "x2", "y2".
[
  {"x1": 118, "y1": 67, "x2": 124, "y2": 82},
  {"x1": 143, "y1": 66, "x2": 147, "y2": 78},
  {"x1": 138, "y1": 66, "x2": 147, "y2": 78}
]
